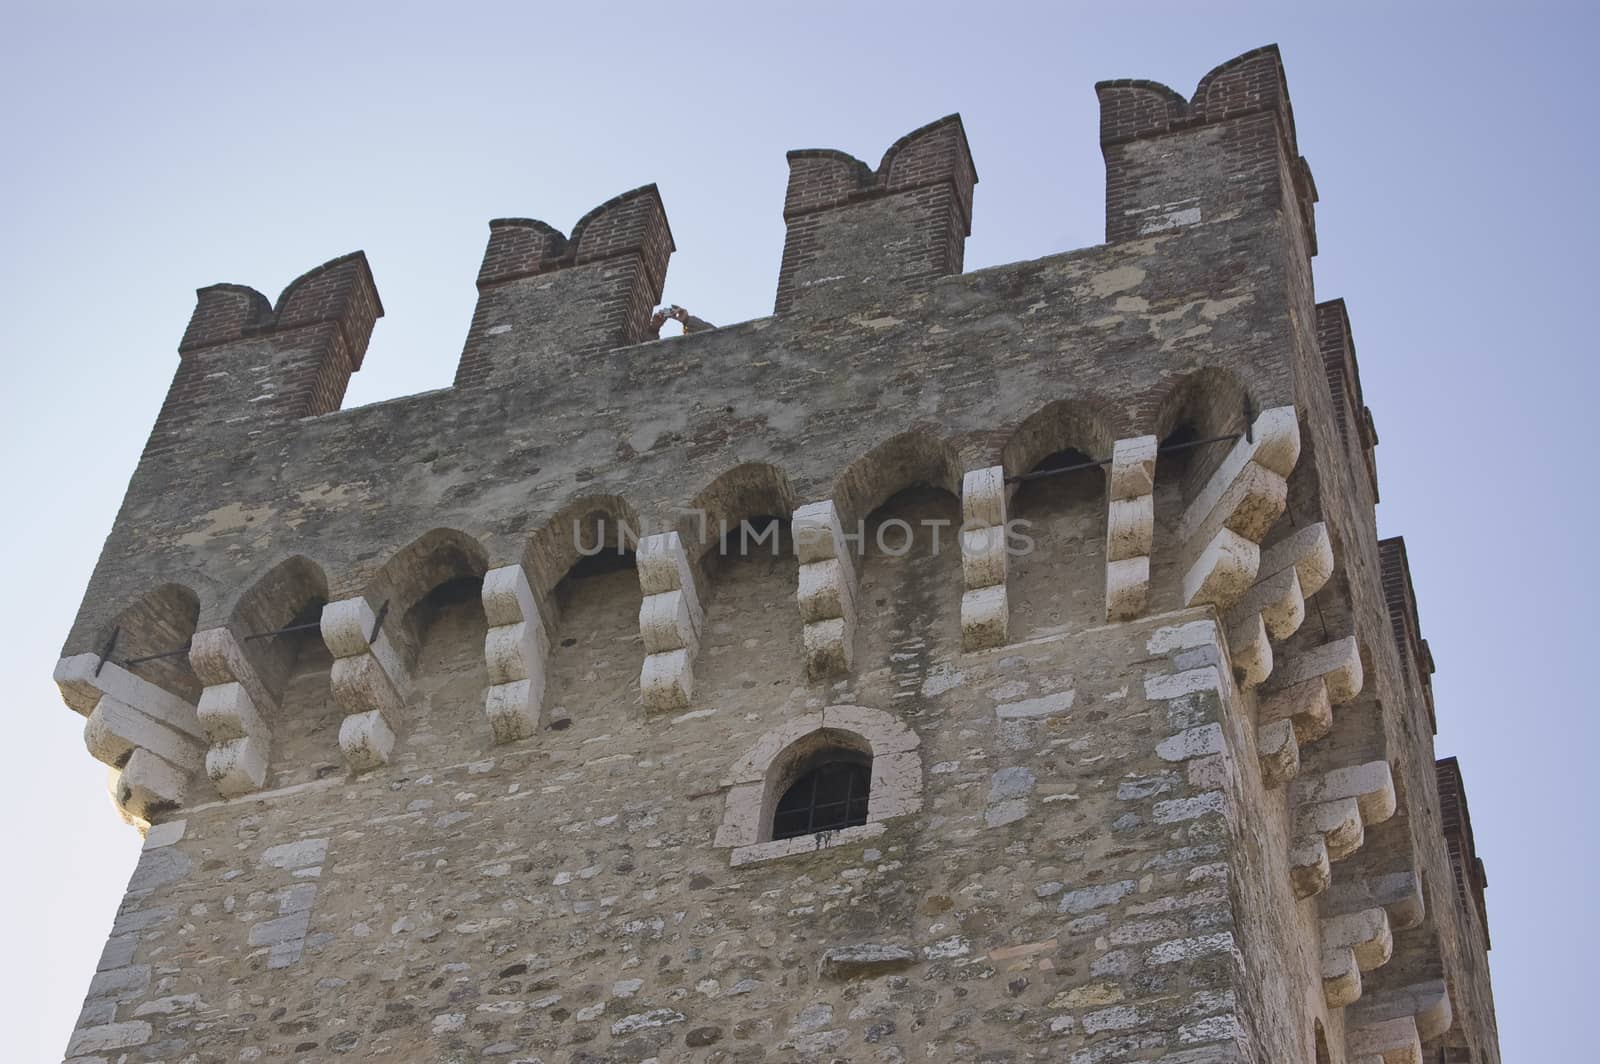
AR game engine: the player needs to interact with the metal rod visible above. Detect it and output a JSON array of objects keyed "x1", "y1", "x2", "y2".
[
  {"x1": 242, "y1": 619, "x2": 324, "y2": 642},
  {"x1": 1004, "y1": 432, "x2": 1242, "y2": 485},
  {"x1": 121, "y1": 642, "x2": 192, "y2": 667},
  {"x1": 94, "y1": 626, "x2": 120, "y2": 676},
  {"x1": 369, "y1": 600, "x2": 390, "y2": 645}
]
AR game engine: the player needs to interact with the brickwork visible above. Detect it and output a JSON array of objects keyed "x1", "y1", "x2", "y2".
[{"x1": 50, "y1": 43, "x2": 1501, "y2": 1064}]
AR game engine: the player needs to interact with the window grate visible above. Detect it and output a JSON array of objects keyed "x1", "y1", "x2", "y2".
[{"x1": 772, "y1": 761, "x2": 871, "y2": 840}]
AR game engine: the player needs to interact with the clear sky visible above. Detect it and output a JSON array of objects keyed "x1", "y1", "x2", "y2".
[{"x1": 2, "y1": 2, "x2": 1591, "y2": 1059}]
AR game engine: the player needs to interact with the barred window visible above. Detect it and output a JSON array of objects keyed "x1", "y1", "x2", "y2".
[{"x1": 771, "y1": 751, "x2": 871, "y2": 840}]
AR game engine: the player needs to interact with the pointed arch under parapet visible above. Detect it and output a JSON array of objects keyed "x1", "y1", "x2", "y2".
[
  {"x1": 320, "y1": 528, "x2": 490, "y2": 773},
  {"x1": 54, "y1": 582, "x2": 208, "y2": 825},
  {"x1": 681, "y1": 462, "x2": 805, "y2": 696},
  {"x1": 520, "y1": 494, "x2": 645, "y2": 729},
  {"x1": 187, "y1": 555, "x2": 331, "y2": 797},
  {"x1": 686, "y1": 462, "x2": 797, "y2": 564},
  {"x1": 999, "y1": 400, "x2": 1118, "y2": 642},
  {"x1": 522, "y1": 494, "x2": 643, "y2": 613},
  {"x1": 999, "y1": 398, "x2": 1118, "y2": 483},
  {"x1": 830, "y1": 429, "x2": 964, "y2": 538},
  {"x1": 1151, "y1": 366, "x2": 1254, "y2": 453}
]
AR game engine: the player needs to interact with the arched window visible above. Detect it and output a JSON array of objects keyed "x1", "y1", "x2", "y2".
[
  {"x1": 716, "y1": 705, "x2": 923, "y2": 866},
  {"x1": 771, "y1": 748, "x2": 872, "y2": 840}
]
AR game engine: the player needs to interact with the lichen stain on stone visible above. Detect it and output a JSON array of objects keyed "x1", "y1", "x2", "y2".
[
  {"x1": 173, "y1": 501, "x2": 280, "y2": 548},
  {"x1": 1086, "y1": 265, "x2": 1147, "y2": 298}
]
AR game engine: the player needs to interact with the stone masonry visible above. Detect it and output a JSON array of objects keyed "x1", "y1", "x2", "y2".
[{"x1": 52, "y1": 45, "x2": 1499, "y2": 1064}]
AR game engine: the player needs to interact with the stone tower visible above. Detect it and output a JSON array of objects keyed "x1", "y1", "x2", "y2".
[{"x1": 53, "y1": 45, "x2": 1499, "y2": 1064}]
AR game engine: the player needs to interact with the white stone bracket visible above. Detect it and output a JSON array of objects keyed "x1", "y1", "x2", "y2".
[
  {"x1": 1289, "y1": 760, "x2": 1398, "y2": 899},
  {"x1": 1105, "y1": 436, "x2": 1156, "y2": 622},
  {"x1": 960, "y1": 466, "x2": 1009, "y2": 649},
  {"x1": 321, "y1": 596, "x2": 409, "y2": 773},
  {"x1": 55, "y1": 652, "x2": 206, "y2": 821},
  {"x1": 637, "y1": 531, "x2": 703, "y2": 712},
  {"x1": 1320, "y1": 907, "x2": 1395, "y2": 1008},
  {"x1": 190, "y1": 626, "x2": 278, "y2": 798},
  {"x1": 1348, "y1": 980, "x2": 1453, "y2": 1055},
  {"x1": 792, "y1": 500, "x2": 857, "y2": 680},
  {"x1": 1260, "y1": 635, "x2": 1364, "y2": 747},
  {"x1": 482, "y1": 563, "x2": 550, "y2": 741},
  {"x1": 1223, "y1": 521, "x2": 1336, "y2": 690},
  {"x1": 1179, "y1": 406, "x2": 1300, "y2": 611}
]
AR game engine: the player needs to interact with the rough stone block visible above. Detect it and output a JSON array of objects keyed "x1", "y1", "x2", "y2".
[
  {"x1": 338, "y1": 710, "x2": 395, "y2": 773},
  {"x1": 196, "y1": 681, "x2": 267, "y2": 743},
  {"x1": 1259, "y1": 521, "x2": 1334, "y2": 597},
  {"x1": 1297, "y1": 797, "x2": 1365, "y2": 861},
  {"x1": 802, "y1": 617, "x2": 852, "y2": 679},
  {"x1": 484, "y1": 679, "x2": 543, "y2": 743},
  {"x1": 797, "y1": 559, "x2": 856, "y2": 622},
  {"x1": 117, "y1": 749, "x2": 190, "y2": 822},
  {"x1": 1256, "y1": 719, "x2": 1299, "y2": 787},
  {"x1": 961, "y1": 585, "x2": 1008, "y2": 650},
  {"x1": 1268, "y1": 636, "x2": 1362, "y2": 704},
  {"x1": 961, "y1": 465, "x2": 1006, "y2": 527},
  {"x1": 206, "y1": 735, "x2": 269, "y2": 797},
  {"x1": 1346, "y1": 1017, "x2": 1423, "y2": 1064},
  {"x1": 1323, "y1": 908, "x2": 1393, "y2": 973},
  {"x1": 640, "y1": 590, "x2": 701, "y2": 654},
  {"x1": 481, "y1": 563, "x2": 541, "y2": 628},
  {"x1": 1108, "y1": 435, "x2": 1157, "y2": 500},
  {"x1": 1295, "y1": 761, "x2": 1397, "y2": 826},
  {"x1": 1226, "y1": 612, "x2": 1272, "y2": 688},
  {"x1": 1259, "y1": 678, "x2": 1333, "y2": 744},
  {"x1": 1183, "y1": 528, "x2": 1259, "y2": 610},
  {"x1": 1106, "y1": 556, "x2": 1150, "y2": 622},
  {"x1": 641, "y1": 649, "x2": 694, "y2": 711},
  {"x1": 329, "y1": 652, "x2": 404, "y2": 723},
  {"x1": 1180, "y1": 460, "x2": 1287, "y2": 549},
  {"x1": 819, "y1": 943, "x2": 917, "y2": 980},
  {"x1": 637, "y1": 531, "x2": 695, "y2": 595},
  {"x1": 1227, "y1": 566, "x2": 1304, "y2": 641},
  {"x1": 792, "y1": 500, "x2": 847, "y2": 564},
  {"x1": 1106, "y1": 494, "x2": 1154, "y2": 562},
  {"x1": 85, "y1": 697, "x2": 206, "y2": 773},
  {"x1": 960, "y1": 524, "x2": 1008, "y2": 589},
  {"x1": 54, "y1": 654, "x2": 202, "y2": 738}
]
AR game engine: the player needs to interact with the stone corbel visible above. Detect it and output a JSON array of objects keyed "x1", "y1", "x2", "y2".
[
  {"x1": 481, "y1": 564, "x2": 550, "y2": 741},
  {"x1": 1105, "y1": 436, "x2": 1156, "y2": 622},
  {"x1": 793, "y1": 500, "x2": 857, "y2": 679},
  {"x1": 960, "y1": 466, "x2": 1009, "y2": 649},
  {"x1": 1259, "y1": 635, "x2": 1363, "y2": 744},
  {"x1": 320, "y1": 596, "x2": 409, "y2": 773},
  {"x1": 1178, "y1": 406, "x2": 1300, "y2": 611},
  {"x1": 190, "y1": 626, "x2": 278, "y2": 798},
  {"x1": 1289, "y1": 760, "x2": 1398, "y2": 898},
  {"x1": 1223, "y1": 521, "x2": 1335, "y2": 688},
  {"x1": 55, "y1": 653, "x2": 206, "y2": 821},
  {"x1": 1320, "y1": 908, "x2": 1395, "y2": 1008},
  {"x1": 637, "y1": 532, "x2": 702, "y2": 711},
  {"x1": 1348, "y1": 980, "x2": 1453, "y2": 1053}
]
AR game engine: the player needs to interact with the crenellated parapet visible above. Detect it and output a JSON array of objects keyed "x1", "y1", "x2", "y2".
[
  {"x1": 1097, "y1": 44, "x2": 1317, "y2": 250},
  {"x1": 151, "y1": 253, "x2": 382, "y2": 461},
  {"x1": 776, "y1": 114, "x2": 976, "y2": 314},
  {"x1": 456, "y1": 185, "x2": 674, "y2": 389}
]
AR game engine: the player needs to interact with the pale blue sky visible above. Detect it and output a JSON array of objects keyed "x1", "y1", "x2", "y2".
[{"x1": 2, "y1": 2, "x2": 1591, "y2": 1059}]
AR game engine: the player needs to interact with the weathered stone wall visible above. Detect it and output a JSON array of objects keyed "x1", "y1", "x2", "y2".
[
  {"x1": 70, "y1": 586, "x2": 1304, "y2": 1062},
  {"x1": 53, "y1": 43, "x2": 1500, "y2": 1064}
]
